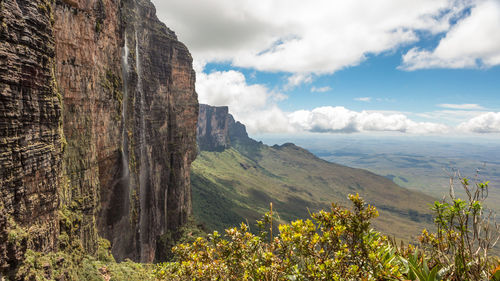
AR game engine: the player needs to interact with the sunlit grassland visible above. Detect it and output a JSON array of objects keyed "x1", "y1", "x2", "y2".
[{"x1": 191, "y1": 143, "x2": 436, "y2": 244}]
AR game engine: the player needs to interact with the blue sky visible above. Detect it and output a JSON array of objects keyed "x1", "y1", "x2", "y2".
[
  {"x1": 204, "y1": 56, "x2": 500, "y2": 118},
  {"x1": 151, "y1": 0, "x2": 500, "y2": 136}
]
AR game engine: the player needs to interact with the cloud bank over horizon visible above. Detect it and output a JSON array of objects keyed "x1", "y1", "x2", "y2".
[
  {"x1": 197, "y1": 65, "x2": 499, "y2": 135},
  {"x1": 458, "y1": 112, "x2": 500, "y2": 133}
]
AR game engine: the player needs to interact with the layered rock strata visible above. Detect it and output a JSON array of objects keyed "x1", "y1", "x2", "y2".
[
  {"x1": 0, "y1": 0, "x2": 62, "y2": 273},
  {"x1": 54, "y1": 0, "x2": 123, "y2": 257},
  {"x1": 197, "y1": 104, "x2": 253, "y2": 152},
  {"x1": 0, "y1": 0, "x2": 198, "y2": 271},
  {"x1": 197, "y1": 104, "x2": 231, "y2": 151},
  {"x1": 100, "y1": 0, "x2": 198, "y2": 262}
]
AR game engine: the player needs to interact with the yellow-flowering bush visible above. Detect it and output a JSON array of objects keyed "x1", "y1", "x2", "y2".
[
  {"x1": 155, "y1": 187, "x2": 500, "y2": 280},
  {"x1": 155, "y1": 194, "x2": 406, "y2": 281}
]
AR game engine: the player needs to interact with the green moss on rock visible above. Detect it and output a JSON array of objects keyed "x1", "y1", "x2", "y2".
[
  {"x1": 101, "y1": 69, "x2": 123, "y2": 121},
  {"x1": 155, "y1": 217, "x2": 207, "y2": 262}
]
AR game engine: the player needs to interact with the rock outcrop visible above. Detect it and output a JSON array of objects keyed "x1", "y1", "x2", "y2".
[
  {"x1": 227, "y1": 113, "x2": 250, "y2": 144},
  {"x1": 0, "y1": 0, "x2": 198, "y2": 273},
  {"x1": 197, "y1": 104, "x2": 231, "y2": 151},
  {"x1": 98, "y1": 0, "x2": 198, "y2": 262},
  {"x1": 0, "y1": 0, "x2": 62, "y2": 273},
  {"x1": 53, "y1": 0, "x2": 123, "y2": 258},
  {"x1": 197, "y1": 104, "x2": 252, "y2": 152}
]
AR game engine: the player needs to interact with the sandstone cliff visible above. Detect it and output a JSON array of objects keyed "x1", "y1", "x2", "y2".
[
  {"x1": 0, "y1": 0, "x2": 62, "y2": 273},
  {"x1": 0, "y1": 0, "x2": 198, "y2": 274},
  {"x1": 197, "y1": 104, "x2": 230, "y2": 151},
  {"x1": 197, "y1": 104, "x2": 251, "y2": 152}
]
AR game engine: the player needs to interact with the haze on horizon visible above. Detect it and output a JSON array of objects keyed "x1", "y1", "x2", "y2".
[{"x1": 152, "y1": 0, "x2": 500, "y2": 139}]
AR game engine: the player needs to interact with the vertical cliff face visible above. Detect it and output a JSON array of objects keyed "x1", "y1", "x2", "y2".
[
  {"x1": 197, "y1": 104, "x2": 231, "y2": 151},
  {"x1": 197, "y1": 104, "x2": 252, "y2": 152},
  {"x1": 227, "y1": 113, "x2": 250, "y2": 144},
  {"x1": 98, "y1": 0, "x2": 198, "y2": 262},
  {"x1": 53, "y1": 0, "x2": 123, "y2": 257},
  {"x1": 55, "y1": 0, "x2": 198, "y2": 262},
  {"x1": 0, "y1": 0, "x2": 62, "y2": 273},
  {"x1": 0, "y1": 0, "x2": 198, "y2": 270}
]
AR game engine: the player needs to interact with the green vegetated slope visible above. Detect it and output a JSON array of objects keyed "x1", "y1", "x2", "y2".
[
  {"x1": 275, "y1": 136, "x2": 500, "y2": 215},
  {"x1": 191, "y1": 140, "x2": 436, "y2": 243},
  {"x1": 321, "y1": 152, "x2": 500, "y2": 215}
]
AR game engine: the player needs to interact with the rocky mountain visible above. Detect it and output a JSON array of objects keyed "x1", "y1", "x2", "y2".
[
  {"x1": 0, "y1": 0, "x2": 197, "y2": 275},
  {"x1": 193, "y1": 105, "x2": 435, "y2": 241},
  {"x1": 197, "y1": 104, "x2": 231, "y2": 151},
  {"x1": 197, "y1": 104, "x2": 250, "y2": 151}
]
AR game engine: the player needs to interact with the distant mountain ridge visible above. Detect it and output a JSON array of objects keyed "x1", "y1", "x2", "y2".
[{"x1": 193, "y1": 104, "x2": 436, "y2": 241}]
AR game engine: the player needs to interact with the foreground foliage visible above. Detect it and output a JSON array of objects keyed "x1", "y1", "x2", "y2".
[
  {"x1": 9, "y1": 176, "x2": 500, "y2": 280},
  {"x1": 5, "y1": 205, "x2": 155, "y2": 281},
  {"x1": 156, "y1": 194, "x2": 400, "y2": 280},
  {"x1": 419, "y1": 175, "x2": 500, "y2": 280},
  {"x1": 12, "y1": 237, "x2": 154, "y2": 281},
  {"x1": 156, "y1": 177, "x2": 500, "y2": 281}
]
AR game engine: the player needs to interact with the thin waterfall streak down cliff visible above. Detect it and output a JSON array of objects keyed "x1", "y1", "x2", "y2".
[
  {"x1": 136, "y1": 30, "x2": 149, "y2": 262},
  {"x1": 120, "y1": 34, "x2": 131, "y2": 219},
  {"x1": 0, "y1": 0, "x2": 198, "y2": 267},
  {"x1": 121, "y1": 34, "x2": 130, "y2": 179}
]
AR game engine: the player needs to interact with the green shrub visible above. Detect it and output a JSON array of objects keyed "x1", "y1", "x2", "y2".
[
  {"x1": 155, "y1": 194, "x2": 406, "y2": 280},
  {"x1": 155, "y1": 187, "x2": 500, "y2": 281},
  {"x1": 419, "y1": 175, "x2": 500, "y2": 280}
]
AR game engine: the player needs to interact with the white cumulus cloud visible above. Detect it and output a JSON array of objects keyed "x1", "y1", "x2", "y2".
[
  {"x1": 152, "y1": 0, "x2": 467, "y2": 77},
  {"x1": 196, "y1": 67, "x2": 293, "y2": 134},
  {"x1": 458, "y1": 112, "x2": 500, "y2": 133},
  {"x1": 196, "y1": 68, "x2": 452, "y2": 135},
  {"x1": 288, "y1": 106, "x2": 449, "y2": 134},
  {"x1": 197, "y1": 69, "x2": 499, "y2": 135},
  {"x1": 285, "y1": 73, "x2": 313, "y2": 90},
  {"x1": 401, "y1": 0, "x2": 500, "y2": 70}
]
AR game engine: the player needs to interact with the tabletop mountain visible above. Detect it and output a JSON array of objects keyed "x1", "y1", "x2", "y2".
[{"x1": 193, "y1": 104, "x2": 435, "y2": 241}]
